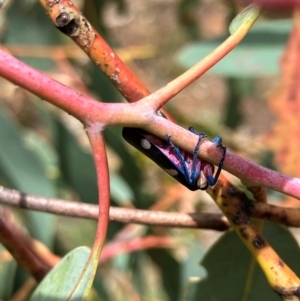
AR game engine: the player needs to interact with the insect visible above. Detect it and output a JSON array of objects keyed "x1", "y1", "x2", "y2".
[{"x1": 122, "y1": 126, "x2": 226, "y2": 191}]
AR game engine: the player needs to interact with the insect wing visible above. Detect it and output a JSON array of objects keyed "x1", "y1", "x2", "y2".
[{"x1": 122, "y1": 127, "x2": 199, "y2": 190}]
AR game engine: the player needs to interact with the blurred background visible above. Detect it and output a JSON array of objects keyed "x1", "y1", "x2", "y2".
[{"x1": 0, "y1": 0, "x2": 298, "y2": 300}]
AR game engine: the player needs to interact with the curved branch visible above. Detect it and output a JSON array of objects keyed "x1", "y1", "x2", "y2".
[
  {"x1": 140, "y1": 5, "x2": 261, "y2": 110},
  {"x1": 80, "y1": 128, "x2": 111, "y2": 296}
]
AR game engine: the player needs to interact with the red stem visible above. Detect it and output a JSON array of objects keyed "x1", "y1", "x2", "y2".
[
  {"x1": 0, "y1": 49, "x2": 146, "y2": 125},
  {"x1": 86, "y1": 127, "x2": 110, "y2": 259},
  {"x1": 145, "y1": 114, "x2": 300, "y2": 200},
  {"x1": 100, "y1": 236, "x2": 174, "y2": 262}
]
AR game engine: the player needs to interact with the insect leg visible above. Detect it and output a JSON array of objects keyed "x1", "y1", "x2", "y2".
[
  {"x1": 188, "y1": 127, "x2": 206, "y2": 183},
  {"x1": 206, "y1": 136, "x2": 226, "y2": 186}
]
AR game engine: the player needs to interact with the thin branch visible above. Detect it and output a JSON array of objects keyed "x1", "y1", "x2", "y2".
[
  {"x1": 0, "y1": 206, "x2": 51, "y2": 281},
  {"x1": 0, "y1": 186, "x2": 229, "y2": 230},
  {"x1": 2, "y1": 185, "x2": 300, "y2": 229},
  {"x1": 100, "y1": 236, "x2": 174, "y2": 262},
  {"x1": 38, "y1": 0, "x2": 173, "y2": 120},
  {"x1": 2, "y1": 48, "x2": 300, "y2": 198},
  {"x1": 139, "y1": 5, "x2": 261, "y2": 110},
  {"x1": 77, "y1": 128, "x2": 111, "y2": 298},
  {"x1": 39, "y1": 0, "x2": 150, "y2": 102},
  {"x1": 146, "y1": 114, "x2": 300, "y2": 200},
  {"x1": 87, "y1": 128, "x2": 110, "y2": 256}
]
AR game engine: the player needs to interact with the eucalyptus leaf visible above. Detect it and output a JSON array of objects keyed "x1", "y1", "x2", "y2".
[
  {"x1": 30, "y1": 247, "x2": 93, "y2": 301},
  {"x1": 0, "y1": 108, "x2": 57, "y2": 246},
  {"x1": 184, "y1": 222, "x2": 300, "y2": 301},
  {"x1": 0, "y1": 244, "x2": 17, "y2": 300}
]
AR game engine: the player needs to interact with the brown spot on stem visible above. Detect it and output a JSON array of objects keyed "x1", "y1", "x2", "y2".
[
  {"x1": 262, "y1": 211, "x2": 272, "y2": 220},
  {"x1": 274, "y1": 285, "x2": 300, "y2": 298},
  {"x1": 294, "y1": 286, "x2": 300, "y2": 297},
  {"x1": 278, "y1": 259, "x2": 285, "y2": 268},
  {"x1": 280, "y1": 211, "x2": 288, "y2": 224},
  {"x1": 232, "y1": 209, "x2": 250, "y2": 225},
  {"x1": 253, "y1": 234, "x2": 265, "y2": 249},
  {"x1": 239, "y1": 226, "x2": 249, "y2": 240}
]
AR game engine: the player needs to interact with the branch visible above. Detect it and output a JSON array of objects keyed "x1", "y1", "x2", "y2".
[
  {"x1": 146, "y1": 114, "x2": 300, "y2": 200},
  {"x1": 208, "y1": 176, "x2": 300, "y2": 299},
  {"x1": 2, "y1": 185, "x2": 300, "y2": 229},
  {"x1": 79, "y1": 128, "x2": 111, "y2": 297},
  {"x1": 0, "y1": 2, "x2": 299, "y2": 203},
  {"x1": 100, "y1": 236, "x2": 174, "y2": 262},
  {"x1": 140, "y1": 5, "x2": 261, "y2": 110},
  {"x1": 0, "y1": 206, "x2": 51, "y2": 281},
  {"x1": 0, "y1": 49, "x2": 146, "y2": 126},
  {"x1": 0, "y1": 186, "x2": 228, "y2": 231},
  {"x1": 39, "y1": 0, "x2": 150, "y2": 102},
  {"x1": 36, "y1": 0, "x2": 300, "y2": 199}
]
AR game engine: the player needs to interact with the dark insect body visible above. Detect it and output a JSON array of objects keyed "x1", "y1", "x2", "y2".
[{"x1": 122, "y1": 126, "x2": 226, "y2": 191}]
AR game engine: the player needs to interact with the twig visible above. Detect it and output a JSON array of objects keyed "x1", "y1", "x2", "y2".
[
  {"x1": 0, "y1": 186, "x2": 229, "y2": 231},
  {"x1": 2, "y1": 185, "x2": 300, "y2": 229},
  {"x1": 0, "y1": 7, "x2": 299, "y2": 199},
  {"x1": 0, "y1": 207, "x2": 51, "y2": 281},
  {"x1": 74, "y1": 128, "x2": 110, "y2": 298}
]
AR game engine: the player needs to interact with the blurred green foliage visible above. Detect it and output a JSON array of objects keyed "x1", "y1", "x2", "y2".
[{"x1": 176, "y1": 19, "x2": 291, "y2": 129}]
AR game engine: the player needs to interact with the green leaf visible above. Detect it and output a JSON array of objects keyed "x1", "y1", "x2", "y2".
[
  {"x1": 104, "y1": 128, "x2": 144, "y2": 205},
  {"x1": 176, "y1": 20, "x2": 292, "y2": 77},
  {"x1": 3, "y1": 1, "x2": 62, "y2": 70},
  {"x1": 30, "y1": 246, "x2": 93, "y2": 301},
  {"x1": 184, "y1": 222, "x2": 300, "y2": 301},
  {"x1": 53, "y1": 118, "x2": 98, "y2": 204},
  {"x1": 181, "y1": 241, "x2": 206, "y2": 287},
  {"x1": 0, "y1": 110, "x2": 57, "y2": 196},
  {"x1": 0, "y1": 244, "x2": 17, "y2": 300},
  {"x1": 110, "y1": 173, "x2": 134, "y2": 206},
  {"x1": 53, "y1": 118, "x2": 134, "y2": 206},
  {"x1": 229, "y1": 4, "x2": 261, "y2": 35},
  {"x1": 147, "y1": 248, "x2": 181, "y2": 301},
  {"x1": 23, "y1": 130, "x2": 60, "y2": 182},
  {"x1": 0, "y1": 109, "x2": 57, "y2": 246}
]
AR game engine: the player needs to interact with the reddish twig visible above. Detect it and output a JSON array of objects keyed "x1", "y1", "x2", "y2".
[
  {"x1": 0, "y1": 207, "x2": 51, "y2": 281},
  {"x1": 0, "y1": 49, "x2": 146, "y2": 126},
  {"x1": 76, "y1": 128, "x2": 111, "y2": 296},
  {"x1": 100, "y1": 236, "x2": 174, "y2": 262},
  {"x1": 39, "y1": 0, "x2": 151, "y2": 102},
  {"x1": 87, "y1": 128, "x2": 110, "y2": 257}
]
